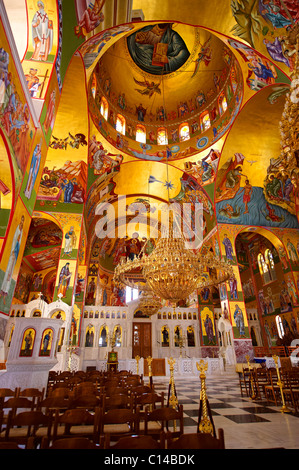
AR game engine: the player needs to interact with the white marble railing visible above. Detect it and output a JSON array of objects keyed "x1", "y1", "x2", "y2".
[{"x1": 88, "y1": 357, "x2": 224, "y2": 377}]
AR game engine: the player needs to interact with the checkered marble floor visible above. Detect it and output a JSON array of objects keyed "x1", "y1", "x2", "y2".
[{"x1": 153, "y1": 369, "x2": 299, "y2": 450}]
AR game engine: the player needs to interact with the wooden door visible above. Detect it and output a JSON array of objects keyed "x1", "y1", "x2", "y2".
[{"x1": 132, "y1": 322, "x2": 152, "y2": 358}]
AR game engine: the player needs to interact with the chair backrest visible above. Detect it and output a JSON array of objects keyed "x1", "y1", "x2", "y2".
[
  {"x1": 134, "y1": 392, "x2": 164, "y2": 412},
  {"x1": 53, "y1": 407, "x2": 100, "y2": 441},
  {"x1": 70, "y1": 394, "x2": 101, "y2": 410},
  {"x1": 144, "y1": 405, "x2": 184, "y2": 437},
  {"x1": 106, "y1": 434, "x2": 164, "y2": 449},
  {"x1": 132, "y1": 385, "x2": 152, "y2": 396},
  {"x1": 99, "y1": 407, "x2": 140, "y2": 436},
  {"x1": 49, "y1": 387, "x2": 71, "y2": 399},
  {"x1": 2, "y1": 397, "x2": 36, "y2": 415},
  {"x1": 40, "y1": 396, "x2": 71, "y2": 414},
  {"x1": 19, "y1": 388, "x2": 45, "y2": 406},
  {"x1": 102, "y1": 393, "x2": 133, "y2": 410},
  {"x1": 49, "y1": 437, "x2": 98, "y2": 449},
  {"x1": 0, "y1": 388, "x2": 18, "y2": 398},
  {"x1": 167, "y1": 429, "x2": 225, "y2": 449},
  {"x1": 5, "y1": 410, "x2": 52, "y2": 440}
]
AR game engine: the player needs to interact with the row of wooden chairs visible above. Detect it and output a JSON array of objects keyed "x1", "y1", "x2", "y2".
[
  {"x1": 1, "y1": 404, "x2": 225, "y2": 449},
  {"x1": 238, "y1": 366, "x2": 299, "y2": 412},
  {"x1": 0, "y1": 404, "x2": 183, "y2": 448}
]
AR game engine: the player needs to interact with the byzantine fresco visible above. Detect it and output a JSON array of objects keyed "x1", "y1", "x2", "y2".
[
  {"x1": 22, "y1": 0, "x2": 59, "y2": 100},
  {"x1": 215, "y1": 84, "x2": 299, "y2": 230}
]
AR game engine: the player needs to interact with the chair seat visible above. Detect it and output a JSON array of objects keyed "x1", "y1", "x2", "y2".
[
  {"x1": 139, "y1": 421, "x2": 162, "y2": 432},
  {"x1": 103, "y1": 423, "x2": 131, "y2": 434},
  {"x1": 55, "y1": 424, "x2": 96, "y2": 436}
]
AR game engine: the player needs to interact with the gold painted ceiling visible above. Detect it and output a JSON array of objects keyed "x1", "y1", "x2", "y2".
[{"x1": 9, "y1": 0, "x2": 296, "y2": 275}]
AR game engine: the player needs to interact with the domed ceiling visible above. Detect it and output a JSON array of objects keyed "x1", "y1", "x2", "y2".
[{"x1": 88, "y1": 23, "x2": 243, "y2": 161}]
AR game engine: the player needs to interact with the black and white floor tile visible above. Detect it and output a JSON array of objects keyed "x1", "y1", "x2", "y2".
[{"x1": 153, "y1": 369, "x2": 299, "y2": 450}]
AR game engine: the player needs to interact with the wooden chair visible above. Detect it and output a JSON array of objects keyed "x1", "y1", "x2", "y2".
[
  {"x1": 41, "y1": 436, "x2": 99, "y2": 449},
  {"x1": 98, "y1": 407, "x2": 140, "y2": 444},
  {"x1": 167, "y1": 429, "x2": 225, "y2": 449},
  {"x1": 104, "y1": 433, "x2": 165, "y2": 449},
  {"x1": 131, "y1": 385, "x2": 153, "y2": 396},
  {"x1": 0, "y1": 387, "x2": 19, "y2": 405},
  {"x1": 0, "y1": 388, "x2": 20, "y2": 425},
  {"x1": 48, "y1": 387, "x2": 72, "y2": 399},
  {"x1": 19, "y1": 388, "x2": 45, "y2": 408},
  {"x1": 254, "y1": 367, "x2": 269, "y2": 399},
  {"x1": 133, "y1": 392, "x2": 164, "y2": 419},
  {"x1": 1, "y1": 397, "x2": 36, "y2": 421},
  {"x1": 2, "y1": 410, "x2": 53, "y2": 448},
  {"x1": 237, "y1": 369, "x2": 250, "y2": 397},
  {"x1": 144, "y1": 405, "x2": 184, "y2": 441},
  {"x1": 39, "y1": 396, "x2": 72, "y2": 417},
  {"x1": 103, "y1": 386, "x2": 128, "y2": 397},
  {"x1": 101, "y1": 393, "x2": 133, "y2": 411},
  {"x1": 0, "y1": 438, "x2": 35, "y2": 449},
  {"x1": 281, "y1": 371, "x2": 299, "y2": 412},
  {"x1": 70, "y1": 394, "x2": 101, "y2": 411},
  {"x1": 264, "y1": 369, "x2": 281, "y2": 406},
  {"x1": 52, "y1": 407, "x2": 100, "y2": 444}
]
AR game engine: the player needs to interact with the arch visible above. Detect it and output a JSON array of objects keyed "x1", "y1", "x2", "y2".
[
  {"x1": 179, "y1": 122, "x2": 190, "y2": 142},
  {"x1": 39, "y1": 327, "x2": 54, "y2": 356},
  {"x1": 200, "y1": 111, "x2": 210, "y2": 131},
  {"x1": 218, "y1": 90, "x2": 227, "y2": 115},
  {"x1": 85, "y1": 324, "x2": 95, "y2": 347},
  {"x1": 174, "y1": 325, "x2": 182, "y2": 347},
  {"x1": 161, "y1": 325, "x2": 169, "y2": 347},
  {"x1": 19, "y1": 327, "x2": 36, "y2": 357},
  {"x1": 157, "y1": 127, "x2": 168, "y2": 145},
  {"x1": 136, "y1": 124, "x2": 146, "y2": 144},
  {"x1": 187, "y1": 325, "x2": 195, "y2": 347},
  {"x1": 113, "y1": 325, "x2": 122, "y2": 347},
  {"x1": 100, "y1": 96, "x2": 108, "y2": 120},
  {"x1": 99, "y1": 325, "x2": 108, "y2": 347},
  {"x1": 116, "y1": 114, "x2": 126, "y2": 135}
]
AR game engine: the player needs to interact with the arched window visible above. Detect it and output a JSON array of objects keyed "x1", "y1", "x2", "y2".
[
  {"x1": 276, "y1": 315, "x2": 284, "y2": 339},
  {"x1": 116, "y1": 114, "x2": 126, "y2": 135},
  {"x1": 85, "y1": 325, "x2": 94, "y2": 347},
  {"x1": 258, "y1": 253, "x2": 271, "y2": 284},
  {"x1": 218, "y1": 91, "x2": 227, "y2": 115},
  {"x1": 114, "y1": 325, "x2": 122, "y2": 347},
  {"x1": 265, "y1": 249, "x2": 276, "y2": 281},
  {"x1": 200, "y1": 111, "x2": 211, "y2": 131},
  {"x1": 136, "y1": 124, "x2": 146, "y2": 144},
  {"x1": 100, "y1": 96, "x2": 108, "y2": 120},
  {"x1": 258, "y1": 250, "x2": 276, "y2": 284},
  {"x1": 91, "y1": 73, "x2": 97, "y2": 99},
  {"x1": 99, "y1": 326, "x2": 108, "y2": 347},
  {"x1": 174, "y1": 326, "x2": 182, "y2": 347},
  {"x1": 179, "y1": 123, "x2": 190, "y2": 142},
  {"x1": 157, "y1": 127, "x2": 168, "y2": 145}
]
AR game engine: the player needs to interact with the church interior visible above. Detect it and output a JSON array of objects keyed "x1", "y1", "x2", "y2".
[{"x1": 0, "y1": 0, "x2": 298, "y2": 451}]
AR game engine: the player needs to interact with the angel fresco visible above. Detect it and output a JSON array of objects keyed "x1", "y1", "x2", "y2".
[
  {"x1": 133, "y1": 77, "x2": 161, "y2": 98},
  {"x1": 191, "y1": 36, "x2": 212, "y2": 78}
]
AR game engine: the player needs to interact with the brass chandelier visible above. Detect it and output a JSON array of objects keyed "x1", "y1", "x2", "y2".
[{"x1": 114, "y1": 208, "x2": 234, "y2": 307}]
